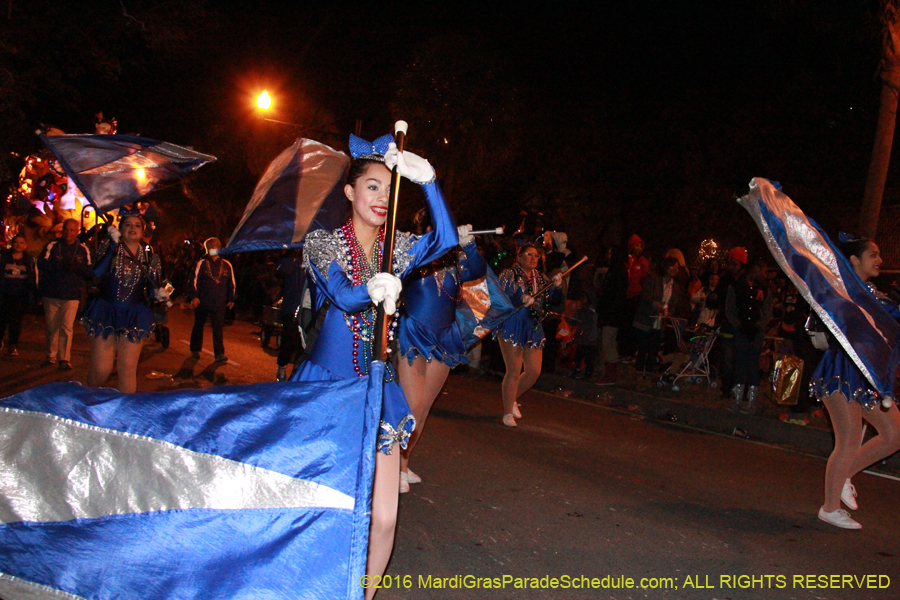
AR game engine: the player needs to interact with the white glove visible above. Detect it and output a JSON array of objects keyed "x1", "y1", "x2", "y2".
[
  {"x1": 383, "y1": 143, "x2": 435, "y2": 184},
  {"x1": 108, "y1": 225, "x2": 121, "y2": 244},
  {"x1": 152, "y1": 287, "x2": 170, "y2": 301},
  {"x1": 457, "y1": 224, "x2": 474, "y2": 246},
  {"x1": 366, "y1": 272, "x2": 402, "y2": 315}
]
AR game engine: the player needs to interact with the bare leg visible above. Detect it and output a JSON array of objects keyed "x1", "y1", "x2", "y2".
[
  {"x1": 397, "y1": 357, "x2": 426, "y2": 474},
  {"x1": 116, "y1": 336, "x2": 144, "y2": 393},
  {"x1": 87, "y1": 335, "x2": 117, "y2": 388},
  {"x1": 516, "y1": 347, "x2": 544, "y2": 402},
  {"x1": 365, "y1": 449, "x2": 400, "y2": 600},
  {"x1": 414, "y1": 360, "x2": 451, "y2": 447},
  {"x1": 821, "y1": 392, "x2": 863, "y2": 512},
  {"x1": 398, "y1": 357, "x2": 451, "y2": 471},
  {"x1": 850, "y1": 401, "x2": 900, "y2": 476},
  {"x1": 499, "y1": 339, "x2": 524, "y2": 417}
]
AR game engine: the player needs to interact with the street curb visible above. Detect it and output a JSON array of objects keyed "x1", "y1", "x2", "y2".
[{"x1": 533, "y1": 372, "x2": 900, "y2": 476}]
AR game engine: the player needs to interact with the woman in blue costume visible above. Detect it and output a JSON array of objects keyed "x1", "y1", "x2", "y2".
[
  {"x1": 397, "y1": 214, "x2": 484, "y2": 492},
  {"x1": 290, "y1": 134, "x2": 456, "y2": 598},
  {"x1": 813, "y1": 235, "x2": 900, "y2": 530},
  {"x1": 495, "y1": 243, "x2": 562, "y2": 427},
  {"x1": 83, "y1": 214, "x2": 165, "y2": 393}
]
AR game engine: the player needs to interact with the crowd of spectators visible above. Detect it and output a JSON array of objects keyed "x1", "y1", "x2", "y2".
[
  {"x1": 0, "y1": 214, "x2": 861, "y2": 426},
  {"x1": 467, "y1": 224, "x2": 833, "y2": 424}
]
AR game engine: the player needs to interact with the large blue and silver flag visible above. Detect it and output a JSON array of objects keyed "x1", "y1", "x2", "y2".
[
  {"x1": 0, "y1": 363, "x2": 385, "y2": 599},
  {"x1": 738, "y1": 177, "x2": 900, "y2": 403},
  {"x1": 40, "y1": 134, "x2": 216, "y2": 215},
  {"x1": 225, "y1": 139, "x2": 350, "y2": 254}
]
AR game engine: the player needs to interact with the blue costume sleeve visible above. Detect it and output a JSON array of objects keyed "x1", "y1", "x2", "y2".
[
  {"x1": 397, "y1": 182, "x2": 457, "y2": 277},
  {"x1": 499, "y1": 269, "x2": 526, "y2": 306},
  {"x1": 142, "y1": 254, "x2": 162, "y2": 300},
  {"x1": 308, "y1": 260, "x2": 372, "y2": 315},
  {"x1": 459, "y1": 242, "x2": 487, "y2": 283},
  {"x1": 92, "y1": 243, "x2": 116, "y2": 279}
]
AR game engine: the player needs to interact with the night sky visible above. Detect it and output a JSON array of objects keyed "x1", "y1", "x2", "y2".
[{"x1": 1, "y1": 0, "x2": 892, "y2": 257}]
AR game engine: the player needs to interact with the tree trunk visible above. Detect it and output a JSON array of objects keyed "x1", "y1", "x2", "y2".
[{"x1": 861, "y1": 5, "x2": 900, "y2": 240}]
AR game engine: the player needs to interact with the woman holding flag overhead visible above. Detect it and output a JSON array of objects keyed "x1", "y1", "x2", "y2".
[
  {"x1": 83, "y1": 214, "x2": 167, "y2": 393},
  {"x1": 292, "y1": 132, "x2": 456, "y2": 597},
  {"x1": 495, "y1": 243, "x2": 563, "y2": 427},
  {"x1": 810, "y1": 234, "x2": 900, "y2": 530},
  {"x1": 738, "y1": 178, "x2": 900, "y2": 531}
]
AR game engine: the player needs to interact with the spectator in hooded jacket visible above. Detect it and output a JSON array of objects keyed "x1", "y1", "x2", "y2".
[
  {"x1": 621, "y1": 234, "x2": 650, "y2": 358},
  {"x1": 37, "y1": 219, "x2": 93, "y2": 370},
  {"x1": 187, "y1": 238, "x2": 235, "y2": 363}
]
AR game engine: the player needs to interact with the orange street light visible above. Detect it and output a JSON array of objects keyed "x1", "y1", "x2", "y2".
[{"x1": 257, "y1": 91, "x2": 272, "y2": 110}]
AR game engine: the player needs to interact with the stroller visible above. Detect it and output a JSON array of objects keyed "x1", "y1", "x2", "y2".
[{"x1": 657, "y1": 316, "x2": 719, "y2": 391}]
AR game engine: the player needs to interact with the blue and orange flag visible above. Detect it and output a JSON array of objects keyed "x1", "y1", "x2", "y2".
[
  {"x1": 0, "y1": 364, "x2": 385, "y2": 599},
  {"x1": 40, "y1": 133, "x2": 216, "y2": 215}
]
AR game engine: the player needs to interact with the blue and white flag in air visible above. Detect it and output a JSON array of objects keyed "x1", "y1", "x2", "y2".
[
  {"x1": 0, "y1": 363, "x2": 384, "y2": 599},
  {"x1": 40, "y1": 133, "x2": 216, "y2": 215},
  {"x1": 224, "y1": 139, "x2": 350, "y2": 254},
  {"x1": 738, "y1": 177, "x2": 900, "y2": 404}
]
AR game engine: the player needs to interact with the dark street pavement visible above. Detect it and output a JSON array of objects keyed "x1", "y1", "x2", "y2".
[
  {"x1": 1, "y1": 305, "x2": 898, "y2": 599},
  {"x1": 385, "y1": 375, "x2": 899, "y2": 600}
]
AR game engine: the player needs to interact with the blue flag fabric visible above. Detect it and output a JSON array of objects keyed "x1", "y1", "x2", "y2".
[
  {"x1": 456, "y1": 266, "x2": 517, "y2": 350},
  {"x1": 738, "y1": 178, "x2": 900, "y2": 403},
  {"x1": 0, "y1": 363, "x2": 385, "y2": 599},
  {"x1": 40, "y1": 134, "x2": 216, "y2": 215},
  {"x1": 225, "y1": 139, "x2": 350, "y2": 254}
]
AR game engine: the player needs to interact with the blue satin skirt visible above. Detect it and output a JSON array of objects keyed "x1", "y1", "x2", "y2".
[
  {"x1": 82, "y1": 297, "x2": 155, "y2": 342},
  {"x1": 398, "y1": 316, "x2": 468, "y2": 367},
  {"x1": 493, "y1": 309, "x2": 546, "y2": 349},
  {"x1": 811, "y1": 348, "x2": 881, "y2": 409}
]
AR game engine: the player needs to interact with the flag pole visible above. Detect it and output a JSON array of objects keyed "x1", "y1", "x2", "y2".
[{"x1": 373, "y1": 120, "x2": 408, "y2": 362}]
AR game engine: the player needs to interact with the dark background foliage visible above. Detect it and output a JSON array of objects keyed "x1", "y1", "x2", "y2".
[{"x1": 1, "y1": 0, "x2": 895, "y2": 262}]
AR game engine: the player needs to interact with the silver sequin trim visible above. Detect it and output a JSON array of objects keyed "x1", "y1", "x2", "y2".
[
  {"x1": 810, "y1": 376, "x2": 881, "y2": 410},
  {"x1": 303, "y1": 229, "x2": 348, "y2": 283},
  {"x1": 494, "y1": 328, "x2": 546, "y2": 349},
  {"x1": 393, "y1": 231, "x2": 416, "y2": 276},
  {"x1": 303, "y1": 228, "x2": 418, "y2": 283},
  {"x1": 376, "y1": 415, "x2": 414, "y2": 455}
]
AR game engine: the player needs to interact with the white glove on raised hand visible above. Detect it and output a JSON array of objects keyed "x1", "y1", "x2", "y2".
[
  {"x1": 366, "y1": 272, "x2": 402, "y2": 315},
  {"x1": 383, "y1": 143, "x2": 435, "y2": 184},
  {"x1": 108, "y1": 225, "x2": 121, "y2": 244},
  {"x1": 457, "y1": 224, "x2": 474, "y2": 246}
]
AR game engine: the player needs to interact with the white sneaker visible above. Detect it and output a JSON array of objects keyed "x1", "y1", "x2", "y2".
[
  {"x1": 406, "y1": 469, "x2": 422, "y2": 484},
  {"x1": 399, "y1": 471, "x2": 410, "y2": 494},
  {"x1": 512, "y1": 403, "x2": 522, "y2": 419},
  {"x1": 502, "y1": 414, "x2": 517, "y2": 427},
  {"x1": 818, "y1": 506, "x2": 861, "y2": 530},
  {"x1": 841, "y1": 479, "x2": 858, "y2": 510}
]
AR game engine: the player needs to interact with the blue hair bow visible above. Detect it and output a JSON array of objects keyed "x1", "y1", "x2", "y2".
[{"x1": 348, "y1": 133, "x2": 394, "y2": 160}]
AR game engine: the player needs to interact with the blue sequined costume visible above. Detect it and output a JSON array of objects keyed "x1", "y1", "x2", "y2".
[
  {"x1": 494, "y1": 266, "x2": 562, "y2": 348},
  {"x1": 811, "y1": 284, "x2": 900, "y2": 409},
  {"x1": 290, "y1": 181, "x2": 457, "y2": 454},
  {"x1": 82, "y1": 242, "x2": 161, "y2": 342},
  {"x1": 398, "y1": 242, "x2": 487, "y2": 367}
]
